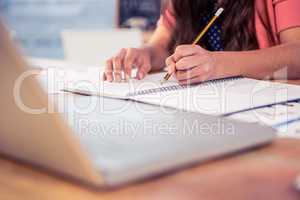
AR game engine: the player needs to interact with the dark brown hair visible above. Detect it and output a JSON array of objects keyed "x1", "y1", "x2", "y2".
[{"x1": 165, "y1": 0, "x2": 258, "y2": 52}]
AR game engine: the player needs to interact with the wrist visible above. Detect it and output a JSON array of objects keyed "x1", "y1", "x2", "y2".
[
  {"x1": 140, "y1": 46, "x2": 153, "y2": 58},
  {"x1": 142, "y1": 45, "x2": 167, "y2": 72},
  {"x1": 211, "y1": 51, "x2": 244, "y2": 78},
  {"x1": 140, "y1": 45, "x2": 156, "y2": 69}
]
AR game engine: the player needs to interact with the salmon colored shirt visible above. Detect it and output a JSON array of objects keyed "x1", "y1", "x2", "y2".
[{"x1": 158, "y1": 0, "x2": 300, "y2": 49}]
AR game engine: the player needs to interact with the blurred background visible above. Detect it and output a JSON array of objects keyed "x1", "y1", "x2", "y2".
[{"x1": 0, "y1": 0, "x2": 161, "y2": 66}]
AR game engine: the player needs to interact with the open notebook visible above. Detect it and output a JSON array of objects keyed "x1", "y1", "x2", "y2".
[{"x1": 64, "y1": 72, "x2": 300, "y2": 116}]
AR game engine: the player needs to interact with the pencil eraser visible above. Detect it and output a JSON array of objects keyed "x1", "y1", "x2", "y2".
[{"x1": 215, "y1": 8, "x2": 224, "y2": 17}]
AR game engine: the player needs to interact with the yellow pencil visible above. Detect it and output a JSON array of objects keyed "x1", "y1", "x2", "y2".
[{"x1": 161, "y1": 7, "x2": 224, "y2": 85}]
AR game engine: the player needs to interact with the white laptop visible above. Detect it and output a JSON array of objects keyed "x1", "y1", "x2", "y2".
[{"x1": 0, "y1": 20, "x2": 275, "y2": 187}]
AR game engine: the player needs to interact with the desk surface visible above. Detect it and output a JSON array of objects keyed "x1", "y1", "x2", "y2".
[
  {"x1": 2, "y1": 59, "x2": 300, "y2": 199},
  {"x1": 0, "y1": 139, "x2": 300, "y2": 200}
]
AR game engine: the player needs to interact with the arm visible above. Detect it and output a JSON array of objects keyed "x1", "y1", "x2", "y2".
[
  {"x1": 143, "y1": 24, "x2": 172, "y2": 72},
  {"x1": 166, "y1": 27, "x2": 300, "y2": 85},
  {"x1": 213, "y1": 28, "x2": 300, "y2": 80}
]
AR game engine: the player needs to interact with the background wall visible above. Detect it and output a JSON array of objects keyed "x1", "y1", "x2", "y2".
[
  {"x1": 0, "y1": 0, "x2": 161, "y2": 60},
  {"x1": 0, "y1": 0, "x2": 116, "y2": 59}
]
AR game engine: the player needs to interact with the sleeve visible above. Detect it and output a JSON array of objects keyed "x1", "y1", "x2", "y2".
[
  {"x1": 157, "y1": 5, "x2": 176, "y2": 29},
  {"x1": 273, "y1": 0, "x2": 300, "y2": 33}
]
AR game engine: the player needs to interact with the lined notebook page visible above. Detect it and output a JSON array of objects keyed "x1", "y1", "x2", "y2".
[
  {"x1": 131, "y1": 78, "x2": 300, "y2": 115},
  {"x1": 63, "y1": 70, "x2": 300, "y2": 116},
  {"x1": 65, "y1": 72, "x2": 181, "y2": 99}
]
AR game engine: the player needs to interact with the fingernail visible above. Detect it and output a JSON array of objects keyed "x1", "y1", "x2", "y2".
[
  {"x1": 107, "y1": 77, "x2": 112, "y2": 82},
  {"x1": 179, "y1": 81, "x2": 186, "y2": 86},
  {"x1": 138, "y1": 72, "x2": 144, "y2": 80},
  {"x1": 116, "y1": 78, "x2": 121, "y2": 83},
  {"x1": 125, "y1": 74, "x2": 131, "y2": 80}
]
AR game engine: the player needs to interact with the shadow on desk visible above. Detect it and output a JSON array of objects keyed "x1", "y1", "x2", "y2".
[{"x1": 0, "y1": 139, "x2": 300, "y2": 200}]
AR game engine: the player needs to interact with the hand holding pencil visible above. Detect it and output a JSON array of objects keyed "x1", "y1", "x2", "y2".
[{"x1": 161, "y1": 8, "x2": 224, "y2": 85}]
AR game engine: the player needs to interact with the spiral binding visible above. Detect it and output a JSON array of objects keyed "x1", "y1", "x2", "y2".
[{"x1": 128, "y1": 76, "x2": 243, "y2": 97}]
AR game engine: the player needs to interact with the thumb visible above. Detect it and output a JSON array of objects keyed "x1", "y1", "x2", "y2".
[
  {"x1": 166, "y1": 56, "x2": 176, "y2": 74},
  {"x1": 136, "y1": 58, "x2": 151, "y2": 80}
]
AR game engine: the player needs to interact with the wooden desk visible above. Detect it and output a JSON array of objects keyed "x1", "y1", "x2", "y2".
[
  {"x1": 0, "y1": 139, "x2": 299, "y2": 200},
  {"x1": 275, "y1": 80, "x2": 300, "y2": 86},
  {"x1": 2, "y1": 60, "x2": 300, "y2": 200}
]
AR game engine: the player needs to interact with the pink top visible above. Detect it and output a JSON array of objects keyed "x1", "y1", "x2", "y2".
[{"x1": 158, "y1": 0, "x2": 300, "y2": 49}]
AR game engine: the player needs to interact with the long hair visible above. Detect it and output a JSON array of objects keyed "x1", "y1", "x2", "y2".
[{"x1": 165, "y1": 0, "x2": 258, "y2": 52}]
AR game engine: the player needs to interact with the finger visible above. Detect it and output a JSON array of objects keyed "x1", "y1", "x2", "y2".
[
  {"x1": 165, "y1": 56, "x2": 176, "y2": 74},
  {"x1": 136, "y1": 57, "x2": 151, "y2": 80},
  {"x1": 179, "y1": 73, "x2": 211, "y2": 85},
  {"x1": 173, "y1": 45, "x2": 204, "y2": 62},
  {"x1": 104, "y1": 59, "x2": 113, "y2": 82},
  {"x1": 124, "y1": 48, "x2": 136, "y2": 80},
  {"x1": 175, "y1": 54, "x2": 207, "y2": 71},
  {"x1": 113, "y1": 49, "x2": 126, "y2": 82},
  {"x1": 176, "y1": 64, "x2": 211, "y2": 81}
]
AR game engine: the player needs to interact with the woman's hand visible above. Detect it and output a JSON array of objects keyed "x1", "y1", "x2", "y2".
[
  {"x1": 166, "y1": 45, "x2": 217, "y2": 85},
  {"x1": 104, "y1": 48, "x2": 152, "y2": 82}
]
